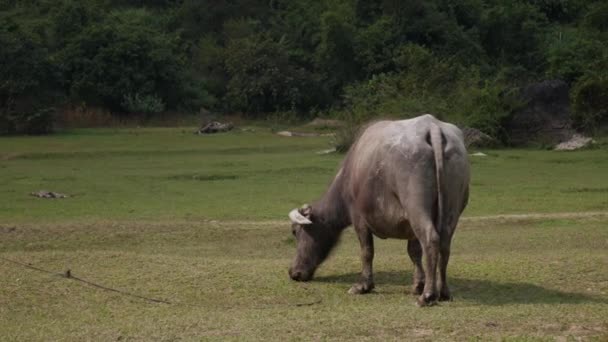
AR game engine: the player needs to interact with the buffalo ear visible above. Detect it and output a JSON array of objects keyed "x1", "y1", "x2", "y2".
[{"x1": 299, "y1": 204, "x2": 313, "y2": 219}]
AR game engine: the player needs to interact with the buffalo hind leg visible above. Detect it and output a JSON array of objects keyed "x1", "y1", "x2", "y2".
[
  {"x1": 348, "y1": 225, "x2": 374, "y2": 294},
  {"x1": 437, "y1": 231, "x2": 453, "y2": 301},
  {"x1": 412, "y1": 218, "x2": 440, "y2": 307},
  {"x1": 407, "y1": 239, "x2": 425, "y2": 295}
]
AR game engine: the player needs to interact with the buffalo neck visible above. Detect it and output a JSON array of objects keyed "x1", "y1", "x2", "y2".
[{"x1": 313, "y1": 171, "x2": 351, "y2": 232}]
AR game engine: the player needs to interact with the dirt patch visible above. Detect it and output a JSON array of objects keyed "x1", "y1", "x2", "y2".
[
  {"x1": 412, "y1": 328, "x2": 434, "y2": 338},
  {"x1": 0, "y1": 226, "x2": 17, "y2": 233}
]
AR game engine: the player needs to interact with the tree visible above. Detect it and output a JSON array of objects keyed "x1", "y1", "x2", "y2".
[
  {"x1": 480, "y1": 1, "x2": 548, "y2": 72},
  {"x1": 57, "y1": 9, "x2": 203, "y2": 113},
  {"x1": 315, "y1": 8, "x2": 358, "y2": 97},
  {"x1": 224, "y1": 33, "x2": 319, "y2": 114},
  {"x1": 0, "y1": 23, "x2": 58, "y2": 134}
]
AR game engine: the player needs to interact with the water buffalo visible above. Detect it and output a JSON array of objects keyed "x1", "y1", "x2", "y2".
[{"x1": 288, "y1": 114, "x2": 470, "y2": 306}]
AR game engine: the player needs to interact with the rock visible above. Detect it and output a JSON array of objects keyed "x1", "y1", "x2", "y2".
[
  {"x1": 470, "y1": 152, "x2": 488, "y2": 157},
  {"x1": 554, "y1": 134, "x2": 594, "y2": 151},
  {"x1": 316, "y1": 148, "x2": 337, "y2": 155},
  {"x1": 506, "y1": 80, "x2": 576, "y2": 146},
  {"x1": 461, "y1": 127, "x2": 497, "y2": 148},
  {"x1": 276, "y1": 131, "x2": 294, "y2": 137},
  {"x1": 196, "y1": 121, "x2": 234, "y2": 134},
  {"x1": 276, "y1": 131, "x2": 334, "y2": 137},
  {"x1": 30, "y1": 191, "x2": 68, "y2": 199}
]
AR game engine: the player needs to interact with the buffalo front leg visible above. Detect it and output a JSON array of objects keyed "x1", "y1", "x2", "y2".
[
  {"x1": 348, "y1": 226, "x2": 375, "y2": 294},
  {"x1": 407, "y1": 239, "x2": 425, "y2": 295}
]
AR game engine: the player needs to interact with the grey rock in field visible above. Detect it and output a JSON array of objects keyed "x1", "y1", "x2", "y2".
[
  {"x1": 506, "y1": 79, "x2": 576, "y2": 146},
  {"x1": 196, "y1": 121, "x2": 234, "y2": 134},
  {"x1": 554, "y1": 134, "x2": 594, "y2": 151},
  {"x1": 276, "y1": 130, "x2": 294, "y2": 137},
  {"x1": 277, "y1": 131, "x2": 334, "y2": 137},
  {"x1": 470, "y1": 152, "x2": 488, "y2": 157},
  {"x1": 31, "y1": 190, "x2": 69, "y2": 199},
  {"x1": 316, "y1": 148, "x2": 337, "y2": 155},
  {"x1": 461, "y1": 127, "x2": 498, "y2": 148}
]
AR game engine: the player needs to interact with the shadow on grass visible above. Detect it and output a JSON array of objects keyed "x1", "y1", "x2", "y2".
[{"x1": 315, "y1": 271, "x2": 608, "y2": 305}]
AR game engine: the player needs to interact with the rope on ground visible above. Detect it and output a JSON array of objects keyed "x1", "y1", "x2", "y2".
[
  {"x1": 0, "y1": 256, "x2": 323, "y2": 308},
  {"x1": 0, "y1": 256, "x2": 171, "y2": 305}
]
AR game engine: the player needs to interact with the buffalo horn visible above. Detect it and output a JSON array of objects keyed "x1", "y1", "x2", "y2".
[{"x1": 289, "y1": 208, "x2": 312, "y2": 225}]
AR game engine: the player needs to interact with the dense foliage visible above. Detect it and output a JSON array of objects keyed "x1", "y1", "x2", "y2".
[{"x1": 1, "y1": 0, "x2": 607, "y2": 134}]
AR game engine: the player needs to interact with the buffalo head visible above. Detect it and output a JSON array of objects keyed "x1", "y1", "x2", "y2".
[{"x1": 288, "y1": 204, "x2": 339, "y2": 282}]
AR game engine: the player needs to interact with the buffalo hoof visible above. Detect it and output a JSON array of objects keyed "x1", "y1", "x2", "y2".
[
  {"x1": 348, "y1": 282, "x2": 374, "y2": 295},
  {"x1": 438, "y1": 290, "x2": 452, "y2": 302},
  {"x1": 416, "y1": 293, "x2": 437, "y2": 307},
  {"x1": 412, "y1": 282, "x2": 425, "y2": 296}
]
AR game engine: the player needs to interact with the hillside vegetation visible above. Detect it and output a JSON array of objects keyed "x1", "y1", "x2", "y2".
[{"x1": 2, "y1": 0, "x2": 608, "y2": 135}]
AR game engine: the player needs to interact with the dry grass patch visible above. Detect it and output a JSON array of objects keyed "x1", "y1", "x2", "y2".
[{"x1": 1, "y1": 216, "x2": 607, "y2": 341}]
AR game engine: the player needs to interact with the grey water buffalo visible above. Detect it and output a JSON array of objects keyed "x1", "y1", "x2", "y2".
[{"x1": 288, "y1": 114, "x2": 470, "y2": 306}]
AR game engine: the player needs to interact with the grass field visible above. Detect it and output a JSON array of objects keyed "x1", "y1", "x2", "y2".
[{"x1": 1, "y1": 127, "x2": 607, "y2": 341}]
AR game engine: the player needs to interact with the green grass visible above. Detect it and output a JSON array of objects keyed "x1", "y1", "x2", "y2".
[
  {"x1": 1, "y1": 217, "x2": 607, "y2": 341},
  {"x1": 1, "y1": 127, "x2": 607, "y2": 340},
  {"x1": 1, "y1": 127, "x2": 608, "y2": 223}
]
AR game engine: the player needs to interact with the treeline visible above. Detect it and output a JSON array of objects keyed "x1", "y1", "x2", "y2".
[{"x1": 1, "y1": 0, "x2": 607, "y2": 135}]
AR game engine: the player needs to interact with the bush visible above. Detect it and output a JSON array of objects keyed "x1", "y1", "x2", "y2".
[
  {"x1": 571, "y1": 74, "x2": 608, "y2": 132},
  {"x1": 0, "y1": 24, "x2": 59, "y2": 134},
  {"x1": 57, "y1": 9, "x2": 197, "y2": 113},
  {"x1": 453, "y1": 78, "x2": 518, "y2": 140},
  {"x1": 354, "y1": 16, "x2": 399, "y2": 76},
  {"x1": 331, "y1": 111, "x2": 363, "y2": 153},
  {"x1": 545, "y1": 28, "x2": 607, "y2": 83},
  {"x1": 315, "y1": 7, "x2": 358, "y2": 96},
  {"x1": 224, "y1": 33, "x2": 320, "y2": 115},
  {"x1": 2, "y1": 107, "x2": 56, "y2": 135},
  {"x1": 583, "y1": 2, "x2": 608, "y2": 31},
  {"x1": 479, "y1": 1, "x2": 547, "y2": 71},
  {"x1": 121, "y1": 93, "x2": 166, "y2": 115},
  {"x1": 342, "y1": 45, "x2": 458, "y2": 122},
  {"x1": 340, "y1": 47, "x2": 518, "y2": 147}
]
